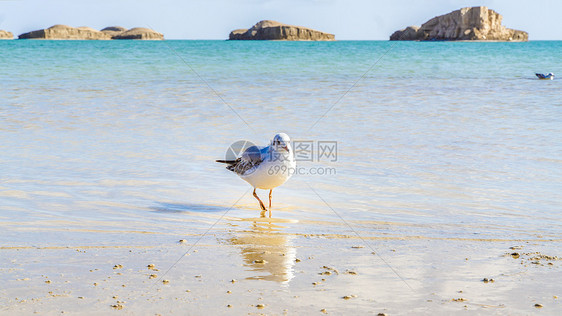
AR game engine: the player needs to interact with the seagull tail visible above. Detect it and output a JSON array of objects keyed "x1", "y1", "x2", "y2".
[{"x1": 216, "y1": 159, "x2": 236, "y2": 164}]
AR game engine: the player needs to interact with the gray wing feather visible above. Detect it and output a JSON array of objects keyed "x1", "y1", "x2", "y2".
[{"x1": 227, "y1": 145, "x2": 264, "y2": 175}]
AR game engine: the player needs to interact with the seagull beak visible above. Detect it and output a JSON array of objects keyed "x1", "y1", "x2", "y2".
[{"x1": 283, "y1": 146, "x2": 289, "y2": 152}]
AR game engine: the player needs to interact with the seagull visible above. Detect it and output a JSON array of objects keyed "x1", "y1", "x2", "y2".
[
  {"x1": 536, "y1": 73, "x2": 554, "y2": 80},
  {"x1": 217, "y1": 133, "x2": 296, "y2": 217}
]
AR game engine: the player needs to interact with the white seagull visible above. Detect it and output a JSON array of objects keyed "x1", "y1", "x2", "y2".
[{"x1": 217, "y1": 133, "x2": 296, "y2": 217}]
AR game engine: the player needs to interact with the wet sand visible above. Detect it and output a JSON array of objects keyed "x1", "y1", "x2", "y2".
[{"x1": 1, "y1": 208, "x2": 561, "y2": 315}]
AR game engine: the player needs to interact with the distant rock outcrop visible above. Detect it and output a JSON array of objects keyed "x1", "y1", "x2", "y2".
[
  {"x1": 18, "y1": 25, "x2": 163, "y2": 40},
  {"x1": 229, "y1": 29, "x2": 248, "y2": 40},
  {"x1": 390, "y1": 26, "x2": 420, "y2": 41},
  {"x1": 100, "y1": 26, "x2": 127, "y2": 37},
  {"x1": 390, "y1": 6, "x2": 528, "y2": 41},
  {"x1": 0, "y1": 30, "x2": 14, "y2": 39},
  {"x1": 19, "y1": 25, "x2": 111, "y2": 40},
  {"x1": 229, "y1": 20, "x2": 335, "y2": 41},
  {"x1": 111, "y1": 27, "x2": 163, "y2": 40}
]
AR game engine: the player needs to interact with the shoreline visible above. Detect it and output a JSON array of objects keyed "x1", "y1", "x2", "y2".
[{"x1": 2, "y1": 215, "x2": 561, "y2": 314}]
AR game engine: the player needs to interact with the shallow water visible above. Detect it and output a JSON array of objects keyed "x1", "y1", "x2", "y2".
[
  {"x1": 1, "y1": 40, "x2": 561, "y2": 314},
  {"x1": 2, "y1": 40, "x2": 561, "y2": 236}
]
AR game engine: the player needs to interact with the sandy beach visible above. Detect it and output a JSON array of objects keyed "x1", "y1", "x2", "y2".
[{"x1": 2, "y1": 205, "x2": 561, "y2": 315}]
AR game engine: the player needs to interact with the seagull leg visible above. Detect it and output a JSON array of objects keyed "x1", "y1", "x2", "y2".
[
  {"x1": 253, "y1": 188, "x2": 267, "y2": 214},
  {"x1": 268, "y1": 189, "x2": 273, "y2": 218}
]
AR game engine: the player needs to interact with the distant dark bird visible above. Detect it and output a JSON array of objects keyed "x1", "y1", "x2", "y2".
[{"x1": 536, "y1": 73, "x2": 554, "y2": 80}]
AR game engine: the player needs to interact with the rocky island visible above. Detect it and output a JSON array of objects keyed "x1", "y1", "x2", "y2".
[
  {"x1": 100, "y1": 26, "x2": 128, "y2": 37},
  {"x1": 390, "y1": 6, "x2": 528, "y2": 41},
  {"x1": 111, "y1": 27, "x2": 164, "y2": 40},
  {"x1": 18, "y1": 25, "x2": 163, "y2": 40},
  {"x1": 0, "y1": 30, "x2": 14, "y2": 39},
  {"x1": 229, "y1": 20, "x2": 334, "y2": 41}
]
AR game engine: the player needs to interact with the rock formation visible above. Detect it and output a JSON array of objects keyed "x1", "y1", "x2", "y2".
[
  {"x1": 19, "y1": 25, "x2": 111, "y2": 40},
  {"x1": 100, "y1": 26, "x2": 127, "y2": 37},
  {"x1": 229, "y1": 29, "x2": 248, "y2": 40},
  {"x1": 390, "y1": 26, "x2": 420, "y2": 41},
  {"x1": 0, "y1": 30, "x2": 14, "y2": 39},
  {"x1": 229, "y1": 20, "x2": 334, "y2": 41},
  {"x1": 390, "y1": 6, "x2": 528, "y2": 41},
  {"x1": 18, "y1": 25, "x2": 163, "y2": 40},
  {"x1": 111, "y1": 27, "x2": 163, "y2": 40}
]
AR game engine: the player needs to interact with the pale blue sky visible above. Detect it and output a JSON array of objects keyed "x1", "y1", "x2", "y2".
[{"x1": 0, "y1": 0, "x2": 559, "y2": 40}]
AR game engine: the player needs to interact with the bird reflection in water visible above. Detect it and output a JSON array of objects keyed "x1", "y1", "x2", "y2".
[{"x1": 228, "y1": 218, "x2": 296, "y2": 283}]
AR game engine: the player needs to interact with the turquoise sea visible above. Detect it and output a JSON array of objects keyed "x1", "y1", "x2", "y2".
[
  {"x1": 1, "y1": 40, "x2": 562, "y2": 313},
  {"x1": 2, "y1": 40, "x2": 561, "y2": 233}
]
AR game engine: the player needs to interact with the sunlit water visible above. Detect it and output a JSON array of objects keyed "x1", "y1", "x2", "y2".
[{"x1": 1, "y1": 40, "x2": 561, "y2": 247}]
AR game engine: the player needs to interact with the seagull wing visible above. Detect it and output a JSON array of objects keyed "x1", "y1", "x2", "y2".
[{"x1": 227, "y1": 145, "x2": 265, "y2": 176}]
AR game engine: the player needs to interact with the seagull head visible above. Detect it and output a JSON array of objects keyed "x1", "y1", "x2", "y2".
[{"x1": 272, "y1": 133, "x2": 292, "y2": 153}]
